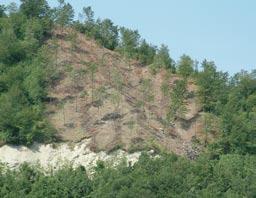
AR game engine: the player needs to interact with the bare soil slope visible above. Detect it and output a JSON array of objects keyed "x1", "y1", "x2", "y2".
[{"x1": 46, "y1": 29, "x2": 205, "y2": 156}]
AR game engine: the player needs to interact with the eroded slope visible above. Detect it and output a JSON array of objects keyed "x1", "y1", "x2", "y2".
[{"x1": 46, "y1": 29, "x2": 205, "y2": 156}]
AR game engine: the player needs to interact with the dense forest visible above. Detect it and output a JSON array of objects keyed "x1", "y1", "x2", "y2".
[
  {"x1": 1, "y1": 153, "x2": 255, "y2": 197},
  {"x1": 0, "y1": 0, "x2": 255, "y2": 197}
]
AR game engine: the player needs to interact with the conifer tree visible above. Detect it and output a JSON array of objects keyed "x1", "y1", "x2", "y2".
[
  {"x1": 167, "y1": 79, "x2": 187, "y2": 125},
  {"x1": 54, "y1": 0, "x2": 74, "y2": 32},
  {"x1": 88, "y1": 63, "x2": 98, "y2": 103},
  {"x1": 177, "y1": 54, "x2": 194, "y2": 78},
  {"x1": 151, "y1": 44, "x2": 175, "y2": 74}
]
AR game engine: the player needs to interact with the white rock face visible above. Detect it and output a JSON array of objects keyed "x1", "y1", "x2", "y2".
[{"x1": 0, "y1": 139, "x2": 141, "y2": 171}]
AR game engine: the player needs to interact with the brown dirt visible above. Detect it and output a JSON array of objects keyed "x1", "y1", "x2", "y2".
[{"x1": 45, "y1": 28, "x2": 214, "y2": 156}]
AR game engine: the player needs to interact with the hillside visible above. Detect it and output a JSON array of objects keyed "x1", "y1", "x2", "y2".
[
  {"x1": 1, "y1": 1, "x2": 256, "y2": 197},
  {"x1": 45, "y1": 28, "x2": 205, "y2": 156}
]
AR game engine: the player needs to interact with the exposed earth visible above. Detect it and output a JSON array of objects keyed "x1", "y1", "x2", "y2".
[
  {"x1": 0, "y1": 29, "x2": 210, "y2": 171},
  {"x1": 0, "y1": 139, "x2": 142, "y2": 171},
  {"x1": 45, "y1": 29, "x2": 206, "y2": 156}
]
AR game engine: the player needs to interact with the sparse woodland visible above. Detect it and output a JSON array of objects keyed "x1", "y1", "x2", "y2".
[{"x1": 0, "y1": 0, "x2": 255, "y2": 197}]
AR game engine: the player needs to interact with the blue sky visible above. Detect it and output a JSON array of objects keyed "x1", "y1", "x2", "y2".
[{"x1": 2, "y1": 0, "x2": 256, "y2": 75}]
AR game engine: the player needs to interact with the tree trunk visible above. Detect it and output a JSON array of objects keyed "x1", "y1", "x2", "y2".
[
  {"x1": 75, "y1": 96, "x2": 78, "y2": 112},
  {"x1": 91, "y1": 73, "x2": 94, "y2": 103},
  {"x1": 62, "y1": 107, "x2": 65, "y2": 125}
]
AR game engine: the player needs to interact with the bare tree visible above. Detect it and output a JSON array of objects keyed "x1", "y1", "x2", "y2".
[
  {"x1": 140, "y1": 78, "x2": 155, "y2": 126},
  {"x1": 94, "y1": 86, "x2": 107, "y2": 113},
  {"x1": 88, "y1": 63, "x2": 98, "y2": 103},
  {"x1": 68, "y1": 30, "x2": 78, "y2": 61},
  {"x1": 70, "y1": 68, "x2": 86, "y2": 112},
  {"x1": 101, "y1": 53, "x2": 112, "y2": 83},
  {"x1": 58, "y1": 101, "x2": 66, "y2": 125}
]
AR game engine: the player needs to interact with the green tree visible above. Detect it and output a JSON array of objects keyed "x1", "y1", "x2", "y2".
[
  {"x1": 137, "y1": 39, "x2": 156, "y2": 65},
  {"x1": 0, "y1": 6, "x2": 56, "y2": 145},
  {"x1": 70, "y1": 69, "x2": 85, "y2": 112},
  {"x1": 151, "y1": 44, "x2": 175, "y2": 74},
  {"x1": 215, "y1": 70, "x2": 256, "y2": 154},
  {"x1": 196, "y1": 60, "x2": 228, "y2": 113},
  {"x1": 94, "y1": 86, "x2": 107, "y2": 112},
  {"x1": 83, "y1": 6, "x2": 94, "y2": 23},
  {"x1": 29, "y1": 166, "x2": 92, "y2": 197},
  {"x1": 0, "y1": 5, "x2": 6, "y2": 17},
  {"x1": 177, "y1": 54, "x2": 194, "y2": 78},
  {"x1": 119, "y1": 27, "x2": 140, "y2": 60},
  {"x1": 20, "y1": 0, "x2": 50, "y2": 19},
  {"x1": 88, "y1": 63, "x2": 98, "y2": 103},
  {"x1": 127, "y1": 120, "x2": 135, "y2": 134},
  {"x1": 101, "y1": 52, "x2": 112, "y2": 83},
  {"x1": 111, "y1": 68, "x2": 124, "y2": 92},
  {"x1": 96, "y1": 19, "x2": 118, "y2": 50},
  {"x1": 54, "y1": 0, "x2": 74, "y2": 30},
  {"x1": 82, "y1": 6, "x2": 97, "y2": 38},
  {"x1": 51, "y1": 35, "x2": 59, "y2": 67},
  {"x1": 202, "y1": 113, "x2": 219, "y2": 146},
  {"x1": 0, "y1": 26, "x2": 20, "y2": 64},
  {"x1": 167, "y1": 79, "x2": 187, "y2": 124},
  {"x1": 111, "y1": 68, "x2": 124, "y2": 115},
  {"x1": 110, "y1": 90, "x2": 121, "y2": 113},
  {"x1": 68, "y1": 29, "x2": 78, "y2": 62},
  {"x1": 140, "y1": 78, "x2": 155, "y2": 125},
  {"x1": 0, "y1": 85, "x2": 54, "y2": 144},
  {"x1": 6, "y1": 2, "x2": 18, "y2": 14}
]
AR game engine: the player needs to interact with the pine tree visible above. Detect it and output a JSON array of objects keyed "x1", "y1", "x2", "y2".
[
  {"x1": 140, "y1": 78, "x2": 155, "y2": 126},
  {"x1": 54, "y1": 0, "x2": 74, "y2": 31},
  {"x1": 88, "y1": 63, "x2": 98, "y2": 103},
  {"x1": 152, "y1": 44, "x2": 175, "y2": 74},
  {"x1": 119, "y1": 27, "x2": 140, "y2": 61},
  {"x1": 177, "y1": 54, "x2": 194, "y2": 78},
  {"x1": 167, "y1": 80, "x2": 187, "y2": 125}
]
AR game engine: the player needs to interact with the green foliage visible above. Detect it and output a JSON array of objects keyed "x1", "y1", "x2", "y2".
[
  {"x1": 80, "y1": 6, "x2": 96, "y2": 37},
  {"x1": 6, "y1": 2, "x2": 18, "y2": 14},
  {"x1": 74, "y1": 7, "x2": 161, "y2": 66},
  {"x1": 0, "y1": 154, "x2": 255, "y2": 197},
  {"x1": 95, "y1": 86, "x2": 108, "y2": 106},
  {"x1": 111, "y1": 68, "x2": 124, "y2": 92},
  {"x1": 196, "y1": 60, "x2": 229, "y2": 113},
  {"x1": 0, "y1": 5, "x2": 6, "y2": 18},
  {"x1": 0, "y1": 2, "x2": 55, "y2": 145},
  {"x1": 213, "y1": 71, "x2": 256, "y2": 155},
  {"x1": 0, "y1": 2, "x2": 255, "y2": 196},
  {"x1": 177, "y1": 54, "x2": 194, "y2": 78},
  {"x1": 196, "y1": 61, "x2": 256, "y2": 155},
  {"x1": 88, "y1": 62, "x2": 98, "y2": 102},
  {"x1": 152, "y1": 44, "x2": 175, "y2": 73},
  {"x1": 161, "y1": 80, "x2": 170, "y2": 97},
  {"x1": 95, "y1": 19, "x2": 119, "y2": 50},
  {"x1": 54, "y1": 0, "x2": 74, "y2": 28},
  {"x1": 0, "y1": 165, "x2": 92, "y2": 197},
  {"x1": 137, "y1": 39, "x2": 156, "y2": 65},
  {"x1": 167, "y1": 79, "x2": 188, "y2": 123},
  {"x1": 119, "y1": 27, "x2": 140, "y2": 59},
  {"x1": 83, "y1": 6, "x2": 94, "y2": 22},
  {"x1": 202, "y1": 113, "x2": 220, "y2": 145},
  {"x1": 67, "y1": 29, "x2": 78, "y2": 53},
  {"x1": 140, "y1": 78, "x2": 154, "y2": 105},
  {"x1": 117, "y1": 29, "x2": 157, "y2": 66},
  {"x1": 0, "y1": 54, "x2": 55, "y2": 144},
  {"x1": 20, "y1": 0, "x2": 50, "y2": 19},
  {"x1": 110, "y1": 90, "x2": 122, "y2": 111},
  {"x1": 74, "y1": 7, "x2": 119, "y2": 50}
]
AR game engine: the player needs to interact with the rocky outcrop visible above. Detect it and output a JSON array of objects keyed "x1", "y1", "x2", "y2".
[{"x1": 0, "y1": 139, "x2": 141, "y2": 171}]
